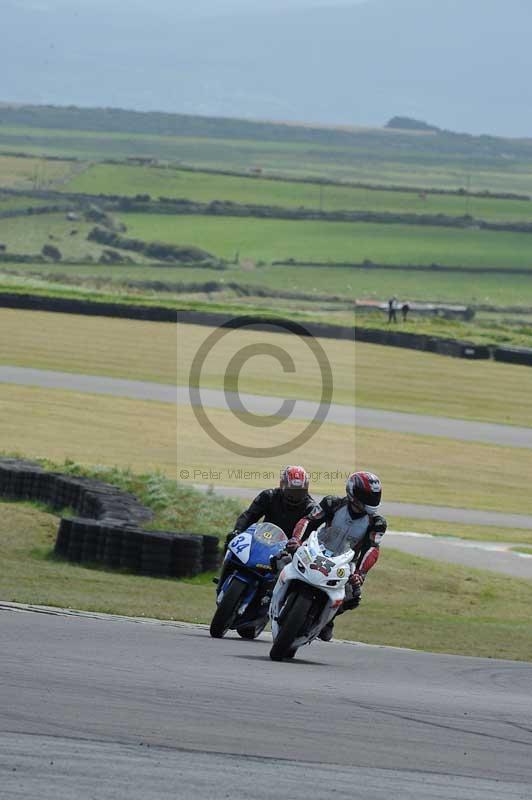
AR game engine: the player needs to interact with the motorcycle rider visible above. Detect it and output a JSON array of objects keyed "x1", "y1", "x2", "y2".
[
  {"x1": 217, "y1": 466, "x2": 318, "y2": 587},
  {"x1": 225, "y1": 465, "x2": 317, "y2": 546},
  {"x1": 286, "y1": 471, "x2": 387, "y2": 642}
]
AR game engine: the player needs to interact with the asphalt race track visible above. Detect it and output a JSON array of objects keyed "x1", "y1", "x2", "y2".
[
  {"x1": 2, "y1": 365, "x2": 532, "y2": 449},
  {"x1": 3, "y1": 364, "x2": 532, "y2": 536},
  {"x1": 1, "y1": 605, "x2": 532, "y2": 799},
  {"x1": 194, "y1": 482, "x2": 532, "y2": 532}
]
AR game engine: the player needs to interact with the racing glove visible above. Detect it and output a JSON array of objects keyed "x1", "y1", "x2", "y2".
[
  {"x1": 286, "y1": 537, "x2": 301, "y2": 554},
  {"x1": 224, "y1": 530, "x2": 239, "y2": 550},
  {"x1": 370, "y1": 515, "x2": 387, "y2": 535},
  {"x1": 349, "y1": 571, "x2": 365, "y2": 588}
]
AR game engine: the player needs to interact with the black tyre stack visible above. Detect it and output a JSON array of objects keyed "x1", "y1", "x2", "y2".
[
  {"x1": 103, "y1": 526, "x2": 124, "y2": 568},
  {"x1": 67, "y1": 519, "x2": 85, "y2": 563},
  {"x1": 172, "y1": 535, "x2": 204, "y2": 578},
  {"x1": 120, "y1": 528, "x2": 144, "y2": 571},
  {"x1": 80, "y1": 519, "x2": 101, "y2": 563},
  {"x1": 1, "y1": 457, "x2": 221, "y2": 580},
  {"x1": 141, "y1": 532, "x2": 175, "y2": 576},
  {"x1": 200, "y1": 535, "x2": 221, "y2": 573},
  {"x1": 54, "y1": 517, "x2": 73, "y2": 557}
]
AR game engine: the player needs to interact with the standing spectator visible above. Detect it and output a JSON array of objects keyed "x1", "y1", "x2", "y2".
[
  {"x1": 387, "y1": 296, "x2": 398, "y2": 323},
  {"x1": 401, "y1": 302, "x2": 411, "y2": 322}
]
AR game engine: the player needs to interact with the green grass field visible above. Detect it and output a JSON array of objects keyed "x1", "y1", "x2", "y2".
[
  {"x1": 3, "y1": 123, "x2": 532, "y2": 194},
  {"x1": 5, "y1": 206, "x2": 532, "y2": 276},
  {"x1": 2, "y1": 500, "x2": 531, "y2": 661},
  {"x1": 0, "y1": 213, "x2": 149, "y2": 262},
  {"x1": 121, "y1": 213, "x2": 532, "y2": 270},
  {"x1": 62, "y1": 162, "x2": 532, "y2": 223},
  {"x1": 0, "y1": 194, "x2": 52, "y2": 211},
  {"x1": 2, "y1": 256, "x2": 532, "y2": 307}
]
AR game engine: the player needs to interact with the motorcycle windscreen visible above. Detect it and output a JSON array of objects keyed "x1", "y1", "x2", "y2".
[
  {"x1": 252, "y1": 522, "x2": 287, "y2": 546},
  {"x1": 317, "y1": 525, "x2": 357, "y2": 558}
]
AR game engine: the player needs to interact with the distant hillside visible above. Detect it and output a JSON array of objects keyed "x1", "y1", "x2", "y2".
[
  {"x1": 2, "y1": 104, "x2": 532, "y2": 167},
  {"x1": 2, "y1": 0, "x2": 532, "y2": 137},
  {"x1": 386, "y1": 117, "x2": 441, "y2": 133}
]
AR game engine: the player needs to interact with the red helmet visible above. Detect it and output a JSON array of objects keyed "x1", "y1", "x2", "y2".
[
  {"x1": 280, "y1": 465, "x2": 309, "y2": 506},
  {"x1": 346, "y1": 471, "x2": 382, "y2": 513}
]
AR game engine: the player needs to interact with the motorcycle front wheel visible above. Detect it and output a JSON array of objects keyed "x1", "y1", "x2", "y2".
[
  {"x1": 209, "y1": 580, "x2": 247, "y2": 638},
  {"x1": 237, "y1": 618, "x2": 267, "y2": 640},
  {"x1": 270, "y1": 591, "x2": 313, "y2": 661}
]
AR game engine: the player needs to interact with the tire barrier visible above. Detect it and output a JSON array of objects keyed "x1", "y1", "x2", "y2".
[
  {"x1": 0, "y1": 292, "x2": 507, "y2": 364},
  {"x1": 352, "y1": 326, "x2": 490, "y2": 360},
  {"x1": 0, "y1": 458, "x2": 221, "y2": 577},
  {"x1": 0, "y1": 292, "x2": 178, "y2": 322},
  {"x1": 493, "y1": 346, "x2": 532, "y2": 367}
]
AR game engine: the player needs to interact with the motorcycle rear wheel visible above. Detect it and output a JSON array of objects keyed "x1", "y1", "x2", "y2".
[
  {"x1": 270, "y1": 591, "x2": 313, "y2": 661},
  {"x1": 209, "y1": 580, "x2": 246, "y2": 638}
]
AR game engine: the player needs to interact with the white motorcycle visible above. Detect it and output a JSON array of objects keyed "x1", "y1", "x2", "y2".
[{"x1": 269, "y1": 525, "x2": 355, "y2": 661}]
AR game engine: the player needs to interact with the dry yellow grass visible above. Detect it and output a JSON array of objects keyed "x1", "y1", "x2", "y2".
[
  {"x1": 176, "y1": 406, "x2": 532, "y2": 514},
  {"x1": 3, "y1": 310, "x2": 532, "y2": 427},
  {"x1": 0, "y1": 384, "x2": 177, "y2": 474},
  {"x1": 0, "y1": 309, "x2": 177, "y2": 383},
  {"x1": 1, "y1": 383, "x2": 530, "y2": 514}
]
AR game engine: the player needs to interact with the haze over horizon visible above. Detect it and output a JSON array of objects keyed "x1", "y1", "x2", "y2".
[{"x1": 3, "y1": 0, "x2": 532, "y2": 138}]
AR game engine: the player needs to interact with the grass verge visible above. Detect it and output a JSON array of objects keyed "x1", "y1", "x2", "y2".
[
  {"x1": 391, "y1": 517, "x2": 532, "y2": 546},
  {"x1": 336, "y1": 548, "x2": 532, "y2": 661},
  {"x1": 2, "y1": 499, "x2": 531, "y2": 661},
  {"x1": 3, "y1": 310, "x2": 532, "y2": 427},
  {"x1": 2, "y1": 384, "x2": 532, "y2": 513},
  {"x1": 0, "y1": 308, "x2": 177, "y2": 384}
]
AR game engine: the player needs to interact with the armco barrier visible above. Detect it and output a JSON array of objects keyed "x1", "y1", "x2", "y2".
[{"x1": 0, "y1": 458, "x2": 220, "y2": 577}]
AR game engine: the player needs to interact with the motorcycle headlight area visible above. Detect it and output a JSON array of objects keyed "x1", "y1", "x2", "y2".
[{"x1": 296, "y1": 551, "x2": 312, "y2": 573}]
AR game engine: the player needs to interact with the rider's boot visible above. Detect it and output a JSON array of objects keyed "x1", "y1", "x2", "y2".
[
  {"x1": 318, "y1": 619, "x2": 334, "y2": 642},
  {"x1": 319, "y1": 587, "x2": 362, "y2": 641}
]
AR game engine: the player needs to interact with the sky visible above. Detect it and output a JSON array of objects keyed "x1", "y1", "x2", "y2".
[{"x1": 3, "y1": 0, "x2": 532, "y2": 137}]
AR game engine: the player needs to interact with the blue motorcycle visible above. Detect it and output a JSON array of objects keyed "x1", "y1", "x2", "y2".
[{"x1": 209, "y1": 522, "x2": 288, "y2": 639}]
